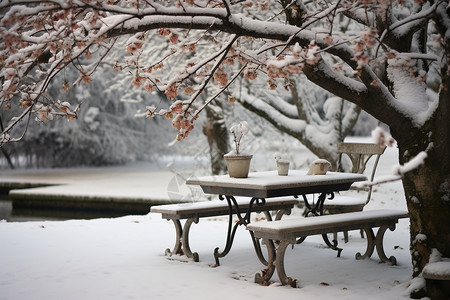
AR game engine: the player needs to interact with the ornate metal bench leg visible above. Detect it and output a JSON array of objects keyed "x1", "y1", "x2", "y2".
[
  {"x1": 356, "y1": 227, "x2": 375, "y2": 260},
  {"x1": 275, "y1": 239, "x2": 298, "y2": 287},
  {"x1": 255, "y1": 238, "x2": 276, "y2": 285},
  {"x1": 375, "y1": 224, "x2": 397, "y2": 265},
  {"x1": 182, "y1": 217, "x2": 200, "y2": 262},
  {"x1": 165, "y1": 219, "x2": 183, "y2": 257},
  {"x1": 275, "y1": 208, "x2": 292, "y2": 220},
  {"x1": 262, "y1": 211, "x2": 273, "y2": 221},
  {"x1": 252, "y1": 208, "x2": 292, "y2": 266}
]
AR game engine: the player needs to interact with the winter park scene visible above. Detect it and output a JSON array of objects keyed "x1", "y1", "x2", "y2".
[{"x1": 0, "y1": 1, "x2": 450, "y2": 300}]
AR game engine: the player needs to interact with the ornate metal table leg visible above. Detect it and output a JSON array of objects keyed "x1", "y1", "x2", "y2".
[
  {"x1": 182, "y1": 217, "x2": 200, "y2": 262},
  {"x1": 297, "y1": 192, "x2": 342, "y2": 257},
  {"x1": 249, "y1": 231, "x2": 272, "y2": 266},
  {"x1": 165, "y1": 219, "x2": 183, "y2": 257},
  {"x1": 214, "y1": 195, "x2": 265, "y2": 266},
  {"x1": 302, "y1": 192, "x2": 334, "y2": 216},
  {"x1": 312, "y1": 192, "x2": 343, "y2": 256},
  {"x1": 296, "y1": 194, "x2": 317, "y2": 244},
  {"x1": 321, "y1": 233, "x2": 343, "y2": 257}
]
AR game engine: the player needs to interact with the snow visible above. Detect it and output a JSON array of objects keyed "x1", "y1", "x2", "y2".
[
  {"x1": 422, "y1": 249, "x2": 450, "y2": 280},
  {"x1": 0, "y1": 140, "x2": 418, "y2": 300},
  {"x1": 423, "y1": 262, "x2": 450, "y2": 278},
  {"x1": 187, "y1": 170, "x2": 366, "y2": 192},
  {"x1": 248, "y1": 209, "x2": 408, "y2": 232}
]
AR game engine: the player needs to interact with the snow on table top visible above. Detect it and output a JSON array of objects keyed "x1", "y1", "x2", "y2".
[{"x1": 186, "y1": 170, "x2": 367, "y2": 190}]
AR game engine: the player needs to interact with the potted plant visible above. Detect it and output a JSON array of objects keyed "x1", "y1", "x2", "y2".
[{"x1": 224, "y1": 121, "x2": 252, "y2": 178}]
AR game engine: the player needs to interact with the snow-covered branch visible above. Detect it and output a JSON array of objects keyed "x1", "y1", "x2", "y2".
[
  {"x1": 355, "y1": 151, "x2": 428, "y2": 187},
  {"x1": 0, "y1": 0, "x2": 446, "y2": 145}
]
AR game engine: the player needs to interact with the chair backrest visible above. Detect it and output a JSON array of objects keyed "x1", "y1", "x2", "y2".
[{"x1": 336, "y1": 142, "x2": 386, "y2": 204}]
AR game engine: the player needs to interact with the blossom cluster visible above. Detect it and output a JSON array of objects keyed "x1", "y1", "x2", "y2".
[
  {"x1": 0, "y1": 3, "x2": 106, "y2": 139},
  {"x1": 145, "y1": 100, "x2": 197, "y2": 141},
  {"x1": 265, "y1": 42, "x2": 320, "y2": 89},
  {"x1": 351, "y1": 28, "x2": 378, "y2": 76}
]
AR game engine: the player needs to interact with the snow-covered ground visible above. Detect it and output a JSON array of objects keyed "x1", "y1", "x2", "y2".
[{"x1": 0, "y1": 140, "x2": 415, "y2": 300}]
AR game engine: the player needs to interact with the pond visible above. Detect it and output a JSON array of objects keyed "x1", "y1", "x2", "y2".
[{"x1": 0, "y1": 193, "x2": 132, "y2": 222}]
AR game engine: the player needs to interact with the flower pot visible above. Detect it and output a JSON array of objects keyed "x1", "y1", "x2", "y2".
[{"x1": 224, "y1": 155, "x2": 253, "y2": 178}]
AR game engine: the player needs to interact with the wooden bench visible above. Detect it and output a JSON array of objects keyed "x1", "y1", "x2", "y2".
[
  {"x1": 246, "y1": 209, "x2": 409, "y2": 287},
  {"x1": 150, "y1": 197, "x2": 298, "y2": 262}
]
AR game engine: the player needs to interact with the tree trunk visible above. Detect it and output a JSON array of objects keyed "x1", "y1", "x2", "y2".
[
  {"x1": 395, "y1": 73, "x2": 450, "y2": 299},
  {"x1": 203, "y1": 103, "x2": 229, "y2": 175}
]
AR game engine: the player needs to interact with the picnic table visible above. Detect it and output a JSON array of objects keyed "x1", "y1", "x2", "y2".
[{"x1": 186, "y1": 170, "x2": 367, "y2": 265}]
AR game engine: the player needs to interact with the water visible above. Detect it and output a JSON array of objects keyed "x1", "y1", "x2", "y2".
[{"x1": 0, "y1": 194, "x2": 131, "y2": 222}]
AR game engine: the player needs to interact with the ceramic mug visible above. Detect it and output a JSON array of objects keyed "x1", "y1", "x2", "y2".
[{"x1": 307, "y1": 159, "x2": 331, "y2": 175}]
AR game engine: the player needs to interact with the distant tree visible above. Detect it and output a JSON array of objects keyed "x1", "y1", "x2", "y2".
[
  {"x1": 0, "y1": 55, "x2": 173, "y2": 167},
  {"x1": 1, "y1": 1, "x2": 449, "y2": 298}
]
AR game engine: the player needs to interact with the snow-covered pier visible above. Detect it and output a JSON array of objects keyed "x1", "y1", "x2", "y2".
[{"x1": 0, "y1": 164, "x2": 205, "y2": 214}]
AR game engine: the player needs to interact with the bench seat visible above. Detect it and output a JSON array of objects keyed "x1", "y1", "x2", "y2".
[
  {"x1": 422, "y1": 261, "x2": 450, "y2": 298},
  {"x1": 150, "y1": 196, "x2": 298, "y2": 261},
  {"x1": 246, "y1": 209, "x2": 409, "y2": 287}
]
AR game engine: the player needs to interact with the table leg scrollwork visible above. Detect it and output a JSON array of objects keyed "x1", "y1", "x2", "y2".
[
  {"x1": 214, "y1": 195, "x2": 266, "y2": 266},
  {"x1": 321, "y1": 233, "x2": 343, "y2": 257},
  {"x1": 297, "y1": 193, "x2": 342, "y2": 256},
  {"x1": 303, "y1": 192, "x2": 334, "y2": 217}
]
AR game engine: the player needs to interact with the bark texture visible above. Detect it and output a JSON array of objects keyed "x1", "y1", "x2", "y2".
[
  {"x1": 203, "y1": 104, "x2": 229, "y2": 175},
  {"x1": 394, "y1": 71, "x2": 450, "y2": 299}
]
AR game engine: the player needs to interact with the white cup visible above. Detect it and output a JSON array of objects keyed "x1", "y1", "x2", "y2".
[{"x1": 277, "y1": 160, "x2": 290, "y2": 176}]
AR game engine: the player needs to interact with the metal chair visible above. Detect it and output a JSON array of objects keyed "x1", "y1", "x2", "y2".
[{"x1": 323, "y1": 142, "x2": 386, "y2": 242}]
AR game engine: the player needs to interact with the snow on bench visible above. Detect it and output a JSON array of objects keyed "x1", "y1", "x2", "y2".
[
  {"x1": 246, "y1": 209, "x2": 409, "y2": 287},
  {"x1": 422, "y1": 261, "x2": 450, "y2": 298},
  {"x1": 150, "y1": 196, "x2": 298, "y2": 262},
  {"x1": 423, "y1": 261, "x2": 450, "y2": 280}
]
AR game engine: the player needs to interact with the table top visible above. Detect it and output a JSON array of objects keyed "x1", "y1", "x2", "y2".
[{"x1": 186, "y1": 170, "x2": 367, "y2": 198}]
